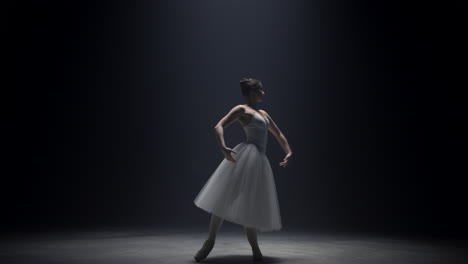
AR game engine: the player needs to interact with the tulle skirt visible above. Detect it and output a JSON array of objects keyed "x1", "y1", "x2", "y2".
[{"x1": 193, "y1": 142, "x2": 282, "y2": 232}]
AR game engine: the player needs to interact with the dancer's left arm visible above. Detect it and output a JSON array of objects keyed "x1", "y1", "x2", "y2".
[{"x1": 260, "y1": 110, "x2": 293, "y2": 168}]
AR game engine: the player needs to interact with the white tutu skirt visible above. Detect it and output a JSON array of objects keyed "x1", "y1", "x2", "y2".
[{"x1": 194, "y1": 142, "x2": 282, "y2": 232}]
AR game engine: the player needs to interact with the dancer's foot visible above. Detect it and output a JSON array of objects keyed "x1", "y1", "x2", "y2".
[
  {"x1": 194, "y1": 239, "x2": 215, "y2": 262},
  {"x1": 252, "y1": 247, "x2": 263, "y2": 261}
]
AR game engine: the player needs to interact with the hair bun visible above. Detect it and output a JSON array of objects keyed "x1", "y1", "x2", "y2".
[{"x1": 240, "y1": 77, "x2": 261, "y2": 96}]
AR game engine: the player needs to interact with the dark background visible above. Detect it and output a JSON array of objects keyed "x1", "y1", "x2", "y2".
[{"x1": 7, "y1": 0, "x2": 466, "y2": 238}]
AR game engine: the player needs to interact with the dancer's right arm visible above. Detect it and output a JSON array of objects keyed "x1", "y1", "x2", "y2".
[{"x1": 214, "y1": 105, "x2": 245, "y2": 161}]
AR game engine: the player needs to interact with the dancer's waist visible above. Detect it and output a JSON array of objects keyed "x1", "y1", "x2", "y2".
[{"x1": 245, "y1": 139, "x2": 267, "y2": 153}]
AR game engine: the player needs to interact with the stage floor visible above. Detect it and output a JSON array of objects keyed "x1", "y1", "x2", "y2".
[{"x1": 1, "y1": 226, "x2": 466, "y2": 263}]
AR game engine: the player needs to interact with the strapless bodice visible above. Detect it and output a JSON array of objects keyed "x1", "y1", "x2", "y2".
[{"x1": 243, "y1": 112, "x2": 270, "y2": 153}]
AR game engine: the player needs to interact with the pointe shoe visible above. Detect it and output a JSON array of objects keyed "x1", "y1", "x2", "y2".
[
  {"x1": 252, "y1": 247, "x2": 263, "y2": 261},
  {"x1": 194, "y1": 239, "x2": 215, "y2": 262}
]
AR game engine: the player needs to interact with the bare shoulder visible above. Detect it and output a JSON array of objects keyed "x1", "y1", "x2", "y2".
[
  {"x1": 216, "y1": 105, "x2": 248, "y2": 128},
  {"x1": 224, "y1": 104, "x2": 247, "y2": 118},
  {"x1": 236, "y1": 104, "x2": 246, "y2": 110},
  {"x1": 232, "y1": 104, "x2": 247, "y2": 114},
  {"x1": 259, "y1": 109, "x2": 271, "y2": 118}
]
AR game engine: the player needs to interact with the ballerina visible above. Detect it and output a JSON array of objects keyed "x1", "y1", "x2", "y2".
[{"x1": 193, "y1": 78, "x2": 293, "y2": 262}]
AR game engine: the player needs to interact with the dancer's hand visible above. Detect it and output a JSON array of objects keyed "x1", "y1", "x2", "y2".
[
  {"x1": 221, "y1": 146, "x2": 238, "y2": 163},
  {"x1": 279, "y1": 153, "x2": 292, "y2": 168}
]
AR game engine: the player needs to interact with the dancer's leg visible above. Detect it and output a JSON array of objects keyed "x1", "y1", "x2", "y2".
[
  {"x1": 207, "y1": 213, "x2": 224, "y2": 241},
  {"x1": 244, "y1": 226, "x2": 260, "y2": 250},
  {"x1": 245, "y1": 226, "x2": 263, "y2": 260},
  {"x1": 194, "y1": 213, "x2": 224, "y2": 262}
]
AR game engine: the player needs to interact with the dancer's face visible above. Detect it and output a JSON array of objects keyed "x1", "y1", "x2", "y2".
[{"x1": 253, "y1": 86, "x2": 265, "y2": 102}]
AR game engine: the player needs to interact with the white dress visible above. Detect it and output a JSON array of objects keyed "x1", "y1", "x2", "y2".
[{"x1": 193, "y1": 112, "x2": 282, "y2": 232}]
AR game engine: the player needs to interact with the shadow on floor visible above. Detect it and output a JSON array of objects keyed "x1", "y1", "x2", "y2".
[{"x1": 197, "y1": 255, "x2": 297, "y2": 264}]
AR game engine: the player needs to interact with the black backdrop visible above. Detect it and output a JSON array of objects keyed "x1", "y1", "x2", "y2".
[{"x1": 8, "y1": 0, "x2": 466, "y2": 238}]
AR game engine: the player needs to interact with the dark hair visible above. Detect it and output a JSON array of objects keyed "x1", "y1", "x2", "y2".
[{"x1": 240, "y1": 78, "x2": 263, "y2": 96}]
